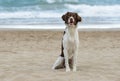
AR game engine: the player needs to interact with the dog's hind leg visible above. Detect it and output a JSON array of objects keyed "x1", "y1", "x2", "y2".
[{"x1": 52, "y1": 56, "x2": 65, "y2": 69}]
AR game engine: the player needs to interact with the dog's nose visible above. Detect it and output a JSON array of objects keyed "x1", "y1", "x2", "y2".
[{"x1": 70, "y1": 18, "x2": 73, "y2": 23}]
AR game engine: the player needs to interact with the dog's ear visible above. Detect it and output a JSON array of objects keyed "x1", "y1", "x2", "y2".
[
  {"x1": 62, "y1": 14, "x2": 66, "y2": 21},
  {"x1": 62, "y1": 12, "x2": 69, "y2": 21},
  {"x1": 75, "y1": 13, "x2": 82, "y2": 22}
]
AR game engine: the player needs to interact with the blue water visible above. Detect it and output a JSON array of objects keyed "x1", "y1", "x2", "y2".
[{"x1": 0, "y1": 0, "x2": 120, "y2": 25}]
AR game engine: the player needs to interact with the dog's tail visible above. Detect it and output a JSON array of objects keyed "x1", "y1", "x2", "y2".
[{"x1": 52, "y1": 56, "x2": 65, "y2": 69}]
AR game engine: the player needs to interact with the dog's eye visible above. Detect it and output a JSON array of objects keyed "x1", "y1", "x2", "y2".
[
  {"x1": 67, "y1": 15, "x2": 70, "y2": 17},
  {"x1": 68, "y1": 13, "x2": 72, "y2": 17},
  {"x1": 73, "y1": 15, "x2": 76, "y2": 18},
  {"x1": 67, "y1": 15, "x2": 70, "y2": 18}
]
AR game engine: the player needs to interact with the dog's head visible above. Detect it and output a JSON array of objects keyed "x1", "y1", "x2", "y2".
[{"x1": 62, "y1": 12, "x2": 82, "y2": 26}]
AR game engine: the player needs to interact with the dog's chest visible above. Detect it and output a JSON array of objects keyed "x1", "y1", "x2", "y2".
[
  {"x1": 63, "y1": 28, "x2": 79, "y2": 58},
  {"x1": 68, "y1": 35, "x2": 76, "y2": 48},
  {"x1": 67, "y1": 28, "x2": 78, "y2": 48},
  {"x1": 67, "y1": 35, "x2": 76, "y2": 57}
]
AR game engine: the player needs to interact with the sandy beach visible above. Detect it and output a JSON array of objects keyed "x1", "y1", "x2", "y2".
[{"x1": 0, "y1": 29, "x2": 120, "y2": 81}]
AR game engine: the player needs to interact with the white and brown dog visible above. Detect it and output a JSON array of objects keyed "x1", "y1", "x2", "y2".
[{"x1": 52, "y1": 12, "x2": 82, "y2": 72}]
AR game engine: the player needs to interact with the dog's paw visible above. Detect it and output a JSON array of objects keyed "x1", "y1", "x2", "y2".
[
  {"x1": 73, "y1": 68, "x2": 77, "y2": 72},
  {"x1": 66, "y1": 68, "x2": 70, "y2": 72},
  {"x1": 52, "y1": 66, "x2": 55, "y2": 70}
]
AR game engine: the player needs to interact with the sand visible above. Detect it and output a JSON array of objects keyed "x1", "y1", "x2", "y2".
[{"x1": 0, "y1": 30, "x2": 120, "y2": 81}]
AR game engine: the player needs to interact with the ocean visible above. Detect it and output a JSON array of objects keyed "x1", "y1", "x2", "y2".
[{"x1": 0, "y1": 0, "x2": 120, "y2": 25}]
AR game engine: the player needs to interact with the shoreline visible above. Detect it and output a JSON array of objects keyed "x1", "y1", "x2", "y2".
[{"x1": 0, "y1": 24, "x2": 120, "y2": 31}]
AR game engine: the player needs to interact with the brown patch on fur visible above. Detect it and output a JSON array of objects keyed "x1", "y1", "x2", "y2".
[
  {"x1": 60, "y1": 31, "x2": 65, "y2": 57},
  {"x1": 63, "y1": 58, "x2": 73, "y2": 69}
]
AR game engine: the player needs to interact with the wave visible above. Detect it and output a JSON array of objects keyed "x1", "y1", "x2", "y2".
[
  {"x1": 0, "y1": 3, "x2": 120, "y2": 24},
  {"x1": 0, "y1": 4, "x2": 120, "y2": 19},
  {"x1": 0, "y1": 11, "x2": 62, "y2": 19},
  {"x1": 65, "y1": 4, "x2": 120, "y2": 17},
  {"x1": 0, "y1": 0, "x2": 119, "y2": 7},
  {"x1": 46, "y1": 0, "x2": 79, "y2": 3}
]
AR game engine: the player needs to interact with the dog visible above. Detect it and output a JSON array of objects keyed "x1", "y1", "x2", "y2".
[{"x1": 52, "y1": 12, "x2": 82, "y2": 72}]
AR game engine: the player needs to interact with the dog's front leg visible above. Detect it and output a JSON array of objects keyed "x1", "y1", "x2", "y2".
[
  {"x1": 64, "y1": 49, "x2": 70, "y2": 72},
  {"x1": 73, "y1": 49, "x2": 78, "y2": 72}
]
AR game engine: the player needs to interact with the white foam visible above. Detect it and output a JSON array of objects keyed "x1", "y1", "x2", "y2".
[
  {"x1": 46, "y1": 0, "x2": 79, "y2": 3},
  {"x1": 0, "y1": 11, "x2": 61, "y2": 19},
  {"x1": 0, "y1": 4, "x2": 120, "y2": 19},
  {"x1": 65, "y1": 4, "x2": 120, "y2": 17},
  {"x1": 46, "y1": 0, "x2": 55, "y2": 3},
  {"x1": 0, "y1": 24, "x2": 120, "y2": 30}
]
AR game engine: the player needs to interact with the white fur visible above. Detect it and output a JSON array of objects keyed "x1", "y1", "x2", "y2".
[
  {"x1": 63, "y1": 24, "x2": 79, "y2": 72},
  {"x1": 52, "y1": 56, "x2": 64, "y2": 69},
  {"x1": 68, "y1": 16, "x2": 74, "y2": 23}
]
